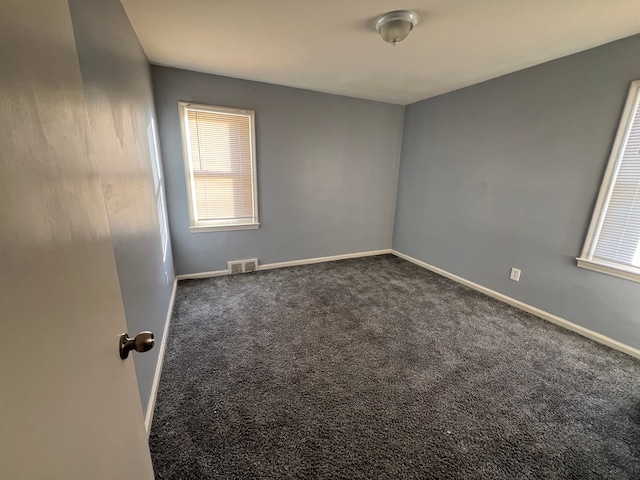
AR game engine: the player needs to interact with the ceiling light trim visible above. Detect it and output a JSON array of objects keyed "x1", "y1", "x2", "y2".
[{"x1": 375, "y1": 10, "x2": 419, "y2": 46}]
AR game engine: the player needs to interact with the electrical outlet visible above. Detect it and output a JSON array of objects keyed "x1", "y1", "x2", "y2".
[{"x1": 510, "y1": 267, "x2": 521, "y2": 282}]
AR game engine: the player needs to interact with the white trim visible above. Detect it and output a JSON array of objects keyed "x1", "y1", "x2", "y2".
[
  {"x1": 178, "y1": 101, "x2": 259, "y2": 233},
  {"x1": 259, "y1": 250, "x2": 392, "y2": 271},
  {"x1": 578, "y1": 80, "x2": 640, "y2": 274},
  {"x1": 178, "y1": 101, "x2": 198, "y2": 229},
  {"x1": 392, "y1": 250, "x2": 640, "y2": 360},
  {"x1": 175, "y1": 250, "x2": 393, "y2": 280},
  {"x1": 145, "y1": 277, "x2": 178, "y2": 435},
  {"x1": 176, "y1": 269, "x2": 229, "y2": 281},
  {"x1": 577, "y1": 257, "x2": 640, "y2": 284},
  {"x1": 189, "y1": 223, "x2": 260, "y2": 233}
]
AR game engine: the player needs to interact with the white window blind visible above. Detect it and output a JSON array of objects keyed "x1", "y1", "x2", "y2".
[
  {"x1": 578, "y1": 80, "x2": 640, "y2": 282},
  {"x1": 179, "y1": 102, "x2": 259, "y2": 232}
]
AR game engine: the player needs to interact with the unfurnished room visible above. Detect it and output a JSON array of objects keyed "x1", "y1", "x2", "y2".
[{"x1": 3, "y1": 1, "x2": 640, "y2": 479}]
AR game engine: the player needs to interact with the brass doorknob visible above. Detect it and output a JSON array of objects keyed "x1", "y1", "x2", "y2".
[{"x1": 119, "y1": 331, "x2": 154, "y2": 359}]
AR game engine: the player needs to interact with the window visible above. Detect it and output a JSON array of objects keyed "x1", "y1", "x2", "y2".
[
  {"x1": 578, "y1": 80, "x2": 640, "y2": 283},
  {"x1": 178, "y1": 102, "x2": 259, "y2": 232},
  {"x1": 147, "y1": 119, "x2": 169, "y2": 261}
]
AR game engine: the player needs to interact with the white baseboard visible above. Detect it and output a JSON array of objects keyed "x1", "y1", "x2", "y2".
[
  {"x1": 145, "y1": 277, "x2": 178, "y2": 435},
  {"x1": 391, "y1": 249, "x2": 640, "y2": 360},
  {"x1": 259, "y1": 249, "x2": 392, "y2": 271},
  {"x1": 176, "y1": 249, "x2": 393, "y2": 280},
  {"x1": 176, "y1": 269, "x2": 228, "y2": 281}
]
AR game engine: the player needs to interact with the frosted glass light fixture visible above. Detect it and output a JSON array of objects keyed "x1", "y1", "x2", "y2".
[{"x1": 375, "y1": 10, "x2": 419, "y2": 46}]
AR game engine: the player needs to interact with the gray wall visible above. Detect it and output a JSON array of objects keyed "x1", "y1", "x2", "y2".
[
  {"x1": 394, "y1": 34, "x2": 640, "y2": 349},
  {"x1": 152, "y1": 67, "x2": 405, "y2": 275},
  {"x1": 68, "y1": 0, "x2": 174, "y2": 417}
]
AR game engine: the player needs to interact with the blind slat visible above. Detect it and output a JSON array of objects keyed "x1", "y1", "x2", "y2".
[
  {"x1": 184, "y1": 105, "x2": 257, "y2": 226},
  {"x1": 592, "y1": 86, "x2": 640, "y2": 267}
]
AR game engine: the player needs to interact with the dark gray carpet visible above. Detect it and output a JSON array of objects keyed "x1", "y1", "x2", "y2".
[{"x1": 150, "y1": 254, "x2": 640, "y2": 479}]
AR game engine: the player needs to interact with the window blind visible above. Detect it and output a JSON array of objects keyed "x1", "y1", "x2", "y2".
[
  {"x1": 184, "y1": 106, "x2": 257, "y2": 227},
  {"x1": 591, "y1": 88, "x2": 640, "y2": 268},
  {"x1": 579, "y1": 81, "x2": 640, "y2": 281}
]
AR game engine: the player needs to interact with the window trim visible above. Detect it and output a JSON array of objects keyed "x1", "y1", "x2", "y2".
[
  {"x1": 147, "y1": 118, "x2": 170, "y2": 262},
  {"x1": 178, "y1": 101, "x2": 259, "y2": 233},
  {"x1": 577, "y1": 80, "x2": 640, "y2": 283}
]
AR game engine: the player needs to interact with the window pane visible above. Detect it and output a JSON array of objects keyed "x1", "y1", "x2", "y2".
[
  {"x1": 182, "y1": 103, "x2": 257, "y2": 229},
  {"x1": 592, "y1": 88, "x2": 640, "y2": 267}
]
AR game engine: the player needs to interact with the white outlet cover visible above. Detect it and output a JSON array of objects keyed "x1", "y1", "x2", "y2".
[{"x1": 510, "y1": 268, "x2": 521, "y2": 282}]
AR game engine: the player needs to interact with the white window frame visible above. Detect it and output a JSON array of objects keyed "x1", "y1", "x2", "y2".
[
  {"x1": 577, "y1": 80, "x2": 640, "y2": 283},
  {"x1": 178, "y1": 101, "x2": 259, "y2": 233},
  {"x1": 147, "y1": 118, "x2": 169, "y2": 262}
]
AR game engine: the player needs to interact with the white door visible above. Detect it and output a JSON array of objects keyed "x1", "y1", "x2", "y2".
[{"x1": 0, "y1": 1, "x2": 154, "y2": 479}]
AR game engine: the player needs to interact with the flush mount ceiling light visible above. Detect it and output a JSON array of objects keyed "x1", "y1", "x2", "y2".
[{"x1": 375, "y1": 10, "x2": 419, "y2": 46}]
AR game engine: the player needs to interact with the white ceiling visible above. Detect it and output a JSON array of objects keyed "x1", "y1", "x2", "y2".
[{"x1": 121, "y1": 0, "x2": 640, "y2": 105}]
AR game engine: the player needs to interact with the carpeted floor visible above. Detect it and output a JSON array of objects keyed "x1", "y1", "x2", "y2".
[{"x1": 149, "y1": 254, "x2": 640, "y2": 479}]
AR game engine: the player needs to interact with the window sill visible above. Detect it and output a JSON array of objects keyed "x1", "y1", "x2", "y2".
[
  {"x1": 576, "y1": 258, "x2": 640, "y2": 284},
  {"x1": 189, "y1": 223, "x2": 260, "y2": 233}
]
